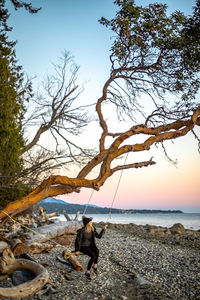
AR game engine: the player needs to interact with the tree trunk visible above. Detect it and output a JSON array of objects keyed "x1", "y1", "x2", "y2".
[
  {"x1": 0, "y1": 248, "x2": 49, "y2": 298},
  {"x1": 26, "y1": 221, "x2": 81, "y2": 243}
]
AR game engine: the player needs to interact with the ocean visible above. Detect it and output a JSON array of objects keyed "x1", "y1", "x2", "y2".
[{"x1": 57, "y1": 213, "x2": 200, "y2": 230}]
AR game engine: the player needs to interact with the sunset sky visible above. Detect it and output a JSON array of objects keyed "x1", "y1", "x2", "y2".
[{"x1": 8, "y1": 0, "x2": 200, "y2": 212}]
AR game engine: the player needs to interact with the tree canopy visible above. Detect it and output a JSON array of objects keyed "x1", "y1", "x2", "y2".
[
  {"x1": 0, "y1": 0, "x2": 40, "y2": 31},
  {"x1": 0, "y1": 2, "x2": 34, "y2": 206},
  {"x1": 99, "y1": 0, "x2": 200, "y2": 124}
]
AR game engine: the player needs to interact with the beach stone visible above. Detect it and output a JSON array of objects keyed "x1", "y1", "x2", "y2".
[
  {"x1": 170, "y1": 223, "x2": 185, "y2": 234},
  {"x1": 11, "y1": 270, "x2": 35, "y2": 286},
  {"x1": 164, "y1": 229, "x2": 171, "y2": 235},
  {"x1": 1, "y1": 221, "x2": 199, "y2": 300},
  {"x1": 133, "y1": 277, "x2": 152, "y2": 286}
]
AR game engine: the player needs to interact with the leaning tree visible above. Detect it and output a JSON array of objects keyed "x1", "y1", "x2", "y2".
[{"x1": 0, "y1": 0, "x2": 200, "y2": 223}]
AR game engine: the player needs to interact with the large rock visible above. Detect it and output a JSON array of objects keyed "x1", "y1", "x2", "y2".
[{"x1": 170, "y1": 223, "x2": 185, "y2": 234}]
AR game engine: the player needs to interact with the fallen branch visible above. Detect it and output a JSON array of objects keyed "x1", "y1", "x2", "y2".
[
  {"x1": 62, "y1": 209, "x2": 71, "y2": 221},
  {"x1": 63, "y1": 249, "x2": 83, "y2": 272}
]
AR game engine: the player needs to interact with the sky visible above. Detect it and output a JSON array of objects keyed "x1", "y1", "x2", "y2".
[{"x1": 7, "y1": 0, "x2": 200, "y2": 213}]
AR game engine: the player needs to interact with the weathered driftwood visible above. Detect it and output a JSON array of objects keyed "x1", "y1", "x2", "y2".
[
  {"x1": 47, "y1": 212, "x2": 60, "y2": 218},
  {"x1": 11, "y1": 239, "x2": 30, "y2": 256},
  {"x1": 56, "y1": 255, "x2": 69, "y2": 265},
  {"x1": 27, "y1": 221, "x2": 81, "y2": 243},
  {"x1": 0, "y1": 248, "x2": 49, "y2": 298},
  {"x1": 7, "y1": 238, "x2": 53, "y2": 255},
  {"x1": 62, "y1": 209, "x2": 71, "y2": 221},
  {"x1": 38, "y1": 206, "x2": 48, "y2": 222},
  {"x1": 74, "y1": 211, "x2": 80, "y2": 221},
  {"x1": 63, "y1": 250, "x2": 83, "y2": 272},
  {"x1": 29, "y1": 243, "x2": 53, "y2": 254},
  {"x1": 0, "y1": 241, "x2": 9, "y2": 254},
  {"x1": 53, "y1": 232, "x2": 75, "y2": 246}
]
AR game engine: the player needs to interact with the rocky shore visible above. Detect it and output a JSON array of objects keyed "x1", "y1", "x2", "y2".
[
  {"x1": 101, "y1": 222, "x2": 200, "y2": 250},
  {"x1": 1, "y1": 221, "x2": 199, "y2": 300}
]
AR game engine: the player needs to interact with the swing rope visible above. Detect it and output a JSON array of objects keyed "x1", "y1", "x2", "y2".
[
  {"x1": 82, "y1": 189, "x2": 95, "y2": 215},
  {"x1": 106, "y1": 152, "x2": 129, "y2": 222},
  {"x1": 83, "y1": 152, "x2": 129, "y2": 222}
]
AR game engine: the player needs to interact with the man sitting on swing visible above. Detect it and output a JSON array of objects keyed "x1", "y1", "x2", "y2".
[{"x1": 75, "y1": 216, "x2": 107, "y2": 280}]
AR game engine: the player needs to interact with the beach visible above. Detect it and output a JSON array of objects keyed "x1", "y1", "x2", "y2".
[
  {"x1": 3, "y1": 222, "x2": 199, "y2": 300},
  {"x1": 58, "y1": 213, "x2": 200, "y2": 230}
]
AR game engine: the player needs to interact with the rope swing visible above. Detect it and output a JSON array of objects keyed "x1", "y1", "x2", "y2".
[
  {"x1": 83, "y1": 153, "x2": 129, "y2": 222},
  {"x1": 107, "y1": 152, "x2": 129, "y2": 222}
]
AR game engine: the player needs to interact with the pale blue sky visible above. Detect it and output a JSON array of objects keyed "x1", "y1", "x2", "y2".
[
  {"x1": 6, "y1": 0, "x2": 200, "y2": 212},
  {"x1": 8, "y1": 0, "x2": 195, "y2": 85}
]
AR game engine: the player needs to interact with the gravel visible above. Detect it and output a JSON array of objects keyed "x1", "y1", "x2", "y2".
[{"x1": 1, "y1": 226, "x2": 200, "y2": 300}]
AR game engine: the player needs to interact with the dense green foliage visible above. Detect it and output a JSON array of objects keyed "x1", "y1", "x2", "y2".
[
  {"x1": 0, "y1": 33, "x2": 30, "y2": 207},
  {"x1": 99, "y1": 0, "x2": 200, "y2": 122},
  {"x1": 0, "y1": 1, "x2": 37, "y2": 207},
  {"x1": 0, "y1": 0, "x2": 40, "y2": 31}
]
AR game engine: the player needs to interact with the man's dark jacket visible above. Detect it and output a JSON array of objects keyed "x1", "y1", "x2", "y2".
[{"x1": 75, "y1": 226, "x2": 105, "y2": 251}]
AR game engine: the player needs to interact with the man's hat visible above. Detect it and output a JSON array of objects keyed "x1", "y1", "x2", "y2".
[{"x1": 82, "y1": 215, "x2": 93, "y2": 226}]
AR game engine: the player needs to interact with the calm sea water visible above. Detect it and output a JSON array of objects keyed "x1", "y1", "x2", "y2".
[{"x1": 57, "y1": 213, "x2": 200, "y2": 230}]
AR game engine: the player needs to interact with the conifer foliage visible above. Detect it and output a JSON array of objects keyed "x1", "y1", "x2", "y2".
[{"x1": 0, "y1": 1, "x2": 37, "y2": 206}]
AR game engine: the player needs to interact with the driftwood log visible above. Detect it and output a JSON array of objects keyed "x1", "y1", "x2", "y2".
[
  {"x1": 62, "y1": 210, "x2": 71, "y2": 221},
  {"x1": 47, "y1": 212, "x2": 60, "y2": 218},
  {"x1": 26, "y1": 221, "x2": 81, "y2": 243},
  {"x1": 74, "y1": 211, "x2": 80, "y2": 221},
  {"x1": 63, "y1": 250, "x2": 83, "y2": 272},
  {"x1": 0, "y1": 241, "x2": 9, "y2": 254},
  {"x1": 0, "y1": 248, "x2": 49, "y2": 298},
  {"x1": 6, "y1": 238, "x2": 53, "y2": 256},
  {"x1": 11, "y1": 239, "x2": 30, "y2": 256}
]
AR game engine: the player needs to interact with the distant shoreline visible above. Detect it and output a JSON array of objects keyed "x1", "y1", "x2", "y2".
[{"x1": 39, "y1": 199, "x2": 183, "y2": 214}]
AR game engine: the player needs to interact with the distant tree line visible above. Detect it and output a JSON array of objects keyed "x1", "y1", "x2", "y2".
[{"x1": 38, "y1": 201, "x2": 183, "y2": 215}]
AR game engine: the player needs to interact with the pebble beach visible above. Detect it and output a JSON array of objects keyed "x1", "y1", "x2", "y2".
[{"x1": 3, "y1": 222, "x2": 199, "y2": 300}]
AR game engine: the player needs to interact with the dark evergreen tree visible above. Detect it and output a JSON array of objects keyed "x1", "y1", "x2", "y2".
[{"x1": 0, "y1": 0, "x2": 38, "y2": 207}]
